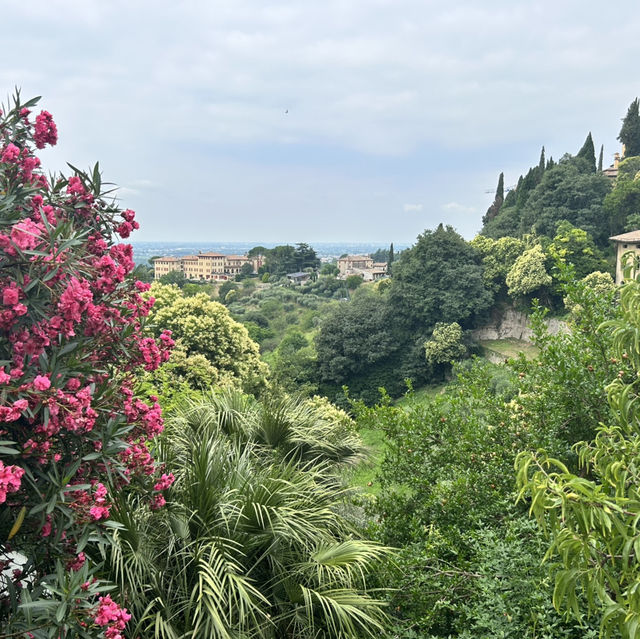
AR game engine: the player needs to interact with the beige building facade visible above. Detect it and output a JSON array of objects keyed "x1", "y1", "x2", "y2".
[
  {"x1": 610, "y1": 230, "x2": 640, "y2": 284},
  {"x1": 152, "y1": 252, "x2": 262, "y2": 281}
]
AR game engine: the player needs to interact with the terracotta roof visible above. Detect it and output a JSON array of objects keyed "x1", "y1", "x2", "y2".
[
  {"x1": 610, "y1": 230, "x2": 640, "y2": 242},
  {"x1": 199, "y1": 252, "x2": 225, "y2": 257},
  {"x1": 182, "y1": 255, "x2": 199, "y2": 260},
  {"x1": 226, "y1": 255, "x2": 248, "y2": 260},
  {"x1": 153, "y1": 256, "x2": 181, "y2": 262}
]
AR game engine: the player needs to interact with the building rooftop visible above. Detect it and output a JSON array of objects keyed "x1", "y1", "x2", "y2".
[
  {"x1": 199, "y1": 252, "x2": 225, "y2": 257},
  {"x1": 153, "y1": 256, "x2": 181, "y2": 262},
  {"x1": 610, "y1": 230, "x2": 640, "y2": 242}
]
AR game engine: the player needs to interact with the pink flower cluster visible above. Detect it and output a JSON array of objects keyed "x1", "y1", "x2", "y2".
[
  {"x1": 0, "y1": 460, "x2": 25, "y2": 503},
  {"x1": 33, "y1": 110, "x2": 58, "y2": 149},
  {"x1": 94, "y1": 595, "x2": 131, "y2": 639},
  {"x1": 116, "y1": 209, "x2": 140, "y2": 238},
  {"x1": 67, "y1": 482, "x2": 111, "y2": 523}
]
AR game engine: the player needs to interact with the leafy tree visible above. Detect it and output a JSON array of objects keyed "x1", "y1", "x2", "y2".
[
  {"x1": 218, "y1": 279, "x2": 239, "y2": 301},
  {"x1": 315, "y1": 293, "x2": 397, "y2": 386},
  {"x1": 159, "y1": 268, "x2": 187, "y2": 287},
  {"x1": 547, "y1": 221, "x2": 608, "y2": 279},
  {"x1": 470, "y1": 235, "x2": 525, "y2": 296},
  {"x1": 576, "y1": 131, "x2": 596, "y2": 172},
  {"x1": 345, "y1": 274, "x2": 363, "y2": 289},
  {"x1": 604, "y1": 157, "x2": 640, "y2": 235},
  {"x1": 239, "y1": 261, "x2": 254, "y2": 278},
  {"x1": 618, "y1": 97, "x2": 640, "y2": 157},
  {"x1": 264, "y1": 244, "x2": 298, "y2": 276},
  {"x1": 389, "y1": 224, "x2": 493, "y2": 332},
  {"x1": 424, "y1": 322, "x2": 465, "y2": 365},
  {"x1": 294, "y1": 242, "x2": 320, "y2": 271},
  {"x1": 518, "y1": 157, "x2": 611, "y2": 245},
  {"x1": 247, "y1": 244, "x2": 268, "y2": 257},
  {"x1": 147, "y1": 284, "x2": 269, "y2": 393},
  {"x1": 320, "y1": 262, "x2": 339, "y2": 276},
  {"x1": 0, "y1": 93, "x2": 173, "y2": 636},
  {"x1": 369, "y1": 247, "x2": 389, "y2": 263},
  {"x1": 105, "y1": 392, "x2": 389, "y2": 638},
  {"x1": 505, "y1": 244, "x2": 552, "y2": 298},
  {"x1": 269, "y1": 329, "x2": 318, "y2": 395}
]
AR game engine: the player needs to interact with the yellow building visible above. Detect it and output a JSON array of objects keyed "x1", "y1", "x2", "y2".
[
  {"x1": 153, "y1": 251, "x2": 261, "y2": 281},
  {"x1": 152, "y1": 257, "x2": 182, "y2": 278},
  {"x1": 610, "y1": 230, "x2": 640, "y2": 284}
]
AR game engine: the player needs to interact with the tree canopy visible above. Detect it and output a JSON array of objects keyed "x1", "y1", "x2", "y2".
[
  {"x1": 147, "y1": 283, "x2": 268, "y2": 392},
  {"x1": 619, "y1": 97, "x2": 640, "y2": 157},
  {"x1": 389, "y1": 224, "x2": 493, "y2": 331}
]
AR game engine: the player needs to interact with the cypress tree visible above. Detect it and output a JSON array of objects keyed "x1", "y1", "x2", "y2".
[
  {"x1": 538, "y1": 146, "x2": 546, "y2": 173},
  {"x1": 576, "y1": 132, "x2": 596, "y2": 172},
  {"x1": 387, "y1": 243, "x2": 394, "y2": 275},
  {"x1": 619, "y1": 98, "x2": 640, "y2": 157},
  {"x1": 598, "y1": 144, "x2": 604, "y2": 172},
  {"x1": 483, "y1": 172, "x2": 505, "y2": 224}
]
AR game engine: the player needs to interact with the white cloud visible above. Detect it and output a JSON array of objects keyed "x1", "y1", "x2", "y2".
[
  {"x1": 403, "y1": 203, "x2": 423, "y2": 212},
  {"x1": 442, "y1": 202, "x2": 477, "y2": 214}
]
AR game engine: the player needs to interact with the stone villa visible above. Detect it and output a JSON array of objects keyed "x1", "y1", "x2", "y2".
[
  {"x1": 337, "y1": 255, "x2": 388, "y2": 281},
  {"x1": 153, "y1": 252, "x2": 263, "y2": 281}
]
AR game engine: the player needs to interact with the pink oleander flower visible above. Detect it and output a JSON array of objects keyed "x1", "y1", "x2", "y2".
[
  {"x1": 33, "y1": 375, "x2": 51, "y2": 391},
  {"x1": 66, "y1": 176, "x2": 84, "y2": 195},
  {"x1": 154, "y1": 473, "x2": 175, "y2": 491},
  {"x1": 0, "y1": 460, "x2": 25, "y2": 503},
  {"x1": 33, "y1": 110, "x2": 58, "y2": 148},
  {"x1": 89, "y1": 505, "x2": 110, "y2": 521},
  {"x1": 94, "y1": 595, "x2": 131, "y2": 637},
  {"x1": 1, "y1": 143, "x2": 20, "y2": 163},
  {"x1": 2, "y1": 287, "x2": 19, "y2": 306},
  {"x1": 10, "y1": 218, "x2": 43, "y2": 251},
  {"x1": 67, "y1": 551, "x2": 86, "y2": 571},
  {"x1": 150, "y1": 493, "x2": 166, "y2": 510}
]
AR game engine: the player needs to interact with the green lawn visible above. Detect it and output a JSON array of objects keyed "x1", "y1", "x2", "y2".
[
  {"x1": 349, "y1": 426, "x2": 387, "y2": 495},
  {"x1": 479, "y1": 338, "x2": 539, "y2": 361}
]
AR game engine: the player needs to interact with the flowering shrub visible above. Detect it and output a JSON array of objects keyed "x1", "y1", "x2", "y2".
[{"x1": 0, "y1": 93, "x2": 173, "y2": 636}]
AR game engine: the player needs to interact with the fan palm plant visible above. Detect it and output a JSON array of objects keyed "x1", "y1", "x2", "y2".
[{"x1": 101, "y1": 391, "x2": 389, "y2": 638}]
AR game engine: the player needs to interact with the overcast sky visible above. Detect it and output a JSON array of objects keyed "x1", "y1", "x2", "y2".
[{"x1": 2, "y1": 1, "x2": 639, "y2": 244}]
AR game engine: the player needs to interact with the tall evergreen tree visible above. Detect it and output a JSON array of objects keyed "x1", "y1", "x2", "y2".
[
  {"x1": 387, "y1": 242, "x2": 394, "y2": 275},
  {"x1": 577, "y1": 132, "x2": 596, "y2": 172},
  {"x1": 618, "y1": 98, "x2": 640, "y2": 157},
  {"x1": 538, "y1": 146, "x2": 546, "y2": 173},
  {"x1": 598, "y1": 144, "x2": 604, "y2": 172},
  {"x1": 483, "y1": 172, "x2": 505, "y2": 224}
]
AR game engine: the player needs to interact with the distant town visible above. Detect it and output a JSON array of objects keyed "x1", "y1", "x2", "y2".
[{"x1": 152, "y1": 251, "x2": 389, "y2": 282}]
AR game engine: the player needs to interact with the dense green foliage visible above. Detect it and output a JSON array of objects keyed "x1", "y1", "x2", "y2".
[
  {"x1": 389, "y1": 224, "x2": 493, "y2": 331},
  {"x1": 517, "y1": 277, "x2": 640, "y2": 639},
  {"x1": 355, "y1": 276, "x2": 621, "y2": 638},
  {"x1": 146, "y1": 283, "x2": 269, "y2": 393}
]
